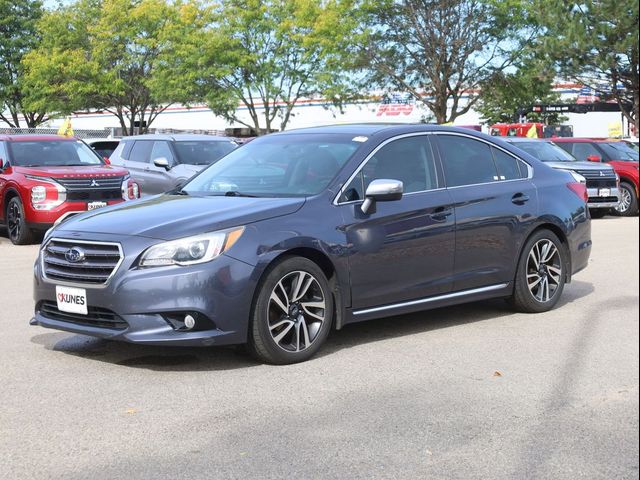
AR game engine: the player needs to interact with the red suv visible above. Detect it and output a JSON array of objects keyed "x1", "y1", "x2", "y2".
[
  {"x1": 0, "y1": 135, "x2": 139, "y2": 244},
  {"x1": 553, "y1": 138, "x2": 639, "y2": 216}
]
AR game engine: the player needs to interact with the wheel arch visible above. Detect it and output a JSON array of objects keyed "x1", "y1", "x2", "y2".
[
  {"x1": 516, "y1": 222, "x2": 572, "y2": 284},
  {"x1": 253, "y1": 246, "x2": 347, "y2": 331},
  {"x1": 2, "y1": 187, "x2": 21, "y2": 219}
]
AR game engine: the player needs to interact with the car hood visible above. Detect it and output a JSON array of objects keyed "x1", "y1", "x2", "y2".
[
  {"x1": 543, "y1": 161, "x2": 614, "y2": 172},
  {"x1": 13, "y1": 164, "x2": 129, "y2": 178},
  {"x1": 55, "y1": 194, "x2": 306, "y2": 240}
]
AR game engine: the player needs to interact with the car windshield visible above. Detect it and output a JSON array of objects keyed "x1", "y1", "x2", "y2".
[
  {"x1": 511, "y1": 141, "x2": 577, "y2": 162},
  {"x1": 173, "y1": 141, "x2": 238, "y2": 166},
  {"x1": 183, "y1": 133, "x2": 362, "y2": 197},
  {"x1": 599, "y1": 142, "x2": 639, "y2": 161},
  {"x1": 8, "y1": 140, "x2": 104, "y2": 167}
]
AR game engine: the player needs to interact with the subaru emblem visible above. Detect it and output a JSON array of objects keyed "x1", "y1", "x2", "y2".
[
  {"x1": 65, "y1": 247, "x2": 85, "y2": 263},
  {"x1": 90, "y1": 179, "x2": 100, "y2": 187}
]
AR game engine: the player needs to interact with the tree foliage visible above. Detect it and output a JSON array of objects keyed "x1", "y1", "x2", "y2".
[
  {"x1": 357, "y1": 0, "x2": 533, "y2": 123},
  {"x1": 22, "y1": 0, "x2": 185, "y2": 135},
  {"x1": 0, "y1": 0, "x2": 48, "y2": 128},
  {"x1": 534, "y1": 0, "x2": 639, "y2": 134},
  {"x1": 159, "y1": 0, "x2": 362, "y2": 133},
  {"x1": 475, "y1": 59, "x2": 566, "y2": 124}
]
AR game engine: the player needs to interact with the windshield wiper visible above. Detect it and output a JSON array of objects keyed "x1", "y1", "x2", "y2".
[{"x1": 223, "y1": 191, "x2": 258, "y2": 198}]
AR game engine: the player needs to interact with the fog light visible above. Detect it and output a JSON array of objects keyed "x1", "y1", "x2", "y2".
[{"x1": 184, "y1": 314, "x2": 196, "y2": 330}]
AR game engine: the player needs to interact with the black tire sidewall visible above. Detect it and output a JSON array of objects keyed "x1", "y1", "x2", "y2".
[
  {"x1": 250, "y1": 257, "x2": 334, "y2": 364},
  {"x1": 7, "y1": 197, "x2": 32, "y2": 245},
  {"x1": 512, "y1": 230, "x2": 566, "y2": 313}
]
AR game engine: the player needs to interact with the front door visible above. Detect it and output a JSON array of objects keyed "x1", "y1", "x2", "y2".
[{"x1": 338, "y1": 134, "x2": 456, "y2": 310}]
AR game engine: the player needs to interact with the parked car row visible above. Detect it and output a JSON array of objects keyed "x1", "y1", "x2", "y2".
[
  {"x1": 0, "y1": 133, "x2": 240, "y2": 245},
  {"x1": 28, "y1": 125, "x2": 593, "y2": 364}
]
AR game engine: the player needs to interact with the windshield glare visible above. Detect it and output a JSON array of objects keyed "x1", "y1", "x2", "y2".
[
  {"x1": 600, "y1": 142, "x2": 639, "y2": 161},
  {"x1": 174, "y1": 141, "x2": 237, "y2": 166},
  {"x1": 8, "y1": 140, "x2": 104, "y2": 167},
  {"x1": 183, "y1": 134, "x2": 361, "y2": 197},
  {"x1": 512, "y1": 141, "x2": 577, "y2": 162}
]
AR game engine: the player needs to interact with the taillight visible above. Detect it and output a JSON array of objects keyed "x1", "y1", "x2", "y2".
[
  {"x1": 122, "y1": 177, "x2": 140, "y2": 200},
  {"x1": 567, "y1": 182, "x2": 588, "y2": 203}
]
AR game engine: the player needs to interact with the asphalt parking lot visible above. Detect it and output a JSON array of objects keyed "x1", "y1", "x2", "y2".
[{"x1": 0, "y1": 217, "x2": 638, "y2": 480}]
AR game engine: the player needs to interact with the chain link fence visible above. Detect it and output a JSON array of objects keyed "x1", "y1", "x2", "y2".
[{"x1": 0, "y1": 128, "x2": 114, "y2": 139}]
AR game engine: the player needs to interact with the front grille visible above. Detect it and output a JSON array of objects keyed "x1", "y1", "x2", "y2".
[
  {"x1": 56, "y1": 176, "x2": 124, "y2": 203},
  {"x1": 56, "y1": 176, "x2": 124, "y2": 189},
  {"x1": 38, "y1": 301, "x2": 127, "y2": 330},
  {"x1": 588, "y1": 196, "x2": 618, "y2": 203},
  {"x1": 575, "y1": 169, "x2": 617, "y2": 179},
  {"x1": 585, "y1": 178, "x2": 617, "y2": 189},
  {"x1": 42, "y1": 239, "x2": 122, "y2": 285}
]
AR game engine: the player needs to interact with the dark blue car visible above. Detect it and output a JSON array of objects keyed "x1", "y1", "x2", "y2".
[{"x1": 32, "y1": 125, "x2": 592, "y2": 364}]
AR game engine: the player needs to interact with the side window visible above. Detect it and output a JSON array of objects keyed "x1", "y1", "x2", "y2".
[
  {"x1": 491, "y1": 147, "x2": 526, "y2": 180},
  {"x1": 571, "y1": 142, "x2": 600, "y2": 161},
  {"x1": 339, "y1": 136, "x2": 438, "y2": 202},
  {"x1": 129, "y1": 141, "x2": 153, "y2": 163},
  {"x1": 150, "y1": 141, "x2": 175, "y2": 164},
  {"x1": 437, "y1": 135, "x2": 498, "y2": 187},
  {"x1": 0, "y1": 141, "x2": 8, "y2": 166}
]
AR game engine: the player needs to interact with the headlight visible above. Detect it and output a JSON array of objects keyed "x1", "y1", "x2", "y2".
[
  {"x1": 31, "y1": 185, "x2": 46, "y2": 203},
  {"x1": 139, "y1": 227, "x2": 245, "y2": 267}
]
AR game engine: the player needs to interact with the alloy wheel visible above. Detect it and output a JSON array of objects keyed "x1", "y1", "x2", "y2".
[
  {"x1": 267, "y1": 270, "x2": 326, "y2": 352},
  {"x1": 7, "y1": 201, "x2": 21, "y2": 241},
  {"x1": 526, "y1": 239, "x2": 562, "y2": 303},
  {"x1": 615, "y1": 187, "x2": 632, "y2": 214}
]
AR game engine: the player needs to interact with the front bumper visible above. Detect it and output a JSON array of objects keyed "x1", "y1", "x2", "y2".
[
  {"x1": 586, "y1": 186, "x2": 620, "y2": 209},
  {"x1": 32, "y1": 232, "x2": 257, "y2": 346},
  {"x1": 26, "y1": 200, "x2": 125, "y2": 231}
]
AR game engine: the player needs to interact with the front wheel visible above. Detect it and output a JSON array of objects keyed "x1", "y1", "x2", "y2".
[
  {"x1": 510, "y1": 230, "x2": 567, "y2": 313},
  {"x1": 6, "y1": 197, "x2": 34, "y2": 245},
  {"x1": 249, "y1": 257, "x2": 333, "y2": 364},
  {"x1": 613, "y1": 183, "x2": 638, "y2": 216}
]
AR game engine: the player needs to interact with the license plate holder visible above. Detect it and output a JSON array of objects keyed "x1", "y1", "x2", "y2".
[
  {"x1": 55, "y1": 286, "x2": 88, "y2": 315},
  {"x1": 598, "y1": 188, "x2": 611, "y2": 198},
  {"x1": 88, "y1": 201, "x2": 108, "y2": 211}
]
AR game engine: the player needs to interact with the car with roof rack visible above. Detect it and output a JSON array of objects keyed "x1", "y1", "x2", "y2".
[
  {"x1": 0, "y1": 135, "x2": 140, "y2": 245},
  {"x1": 109, "y1": 134, "x2": 238, "y2": 195}
]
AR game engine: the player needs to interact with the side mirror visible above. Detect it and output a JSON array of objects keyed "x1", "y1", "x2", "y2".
[
  {"x1": 154, "y1": 157, "x2": 171, "y2": 170},
  {"x1": 361, "y1": 179, "x2": 403, "y2": 214},
  {"x1": 586, "y1": 154, "x2": 601, "y2": 162}
]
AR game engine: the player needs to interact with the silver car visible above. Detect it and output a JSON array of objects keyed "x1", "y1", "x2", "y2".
[
  {"x1": 109, "y1": 134, "x2": 238, "y2": 195},
  {"x1": 505, "y1": 137, "x2": 620, "y2": 218}
]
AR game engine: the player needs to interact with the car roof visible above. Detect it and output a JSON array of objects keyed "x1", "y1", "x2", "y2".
[
  {"x1": 502, "y1": 137, "x2": 553, "y2": 143},
  {"x1": 552, "y1": 138, "x2": 621, "y2": 143},
  {"x1": 272, "y1": 123, "x2": 479, "y2": 137},
  {"x1": 121, "y1": 134, "x2": 234, "y2": 142},
  {"x1": 0, "y1": 134, "x2": 78, "y2": 142},
  {"x1": 83, "y1": 138, "x2": 120, "y2": 144}
]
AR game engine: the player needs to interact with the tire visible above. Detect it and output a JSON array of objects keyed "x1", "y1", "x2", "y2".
[
  {"x1": 6, "y1": 197, "x2": 34, "y2": 245},
  {"x1": 249, "y1": 256, "x2": 334, "y2": 364},
  {"x1": 613, "y1": 182, "x2": 639, "y2": 217},
  {"x1": 510, "y1": 230, "x2": 567, "y2": 313},
  {"x1": 588, "y1": 208, "x2": 608, "y2": 219}
]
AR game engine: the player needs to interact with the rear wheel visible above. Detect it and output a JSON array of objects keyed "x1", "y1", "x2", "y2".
[
  {"x1": 613, "y1": 183, "x2": 638, "y2": 216},
  {"x1": 249, "y1": 257, "x2": 333, "y2": 364},
  {"x1": 510, "y1": 230, "x2": 566, "y2": 313},
  {"x1": 6, "y1": 197, "x2": 34, "y2": 245}
]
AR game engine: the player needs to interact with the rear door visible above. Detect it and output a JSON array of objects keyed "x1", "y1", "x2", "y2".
[
  {"x1": 338, "y1": 134, "x2": 456, "y2": 310},
  {"x1": 145, "y1": 141, "x2": 178, "y2": 194},
  {"x1": 434, "y1": 133, "x2": 538, "y2": 291}
]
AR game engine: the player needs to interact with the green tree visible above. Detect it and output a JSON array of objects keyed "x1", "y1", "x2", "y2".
[
  {"x1": 476, "y1": 60, "x2": 566, "y2": 124},
  {"x1": 22, "y1": 0, "x2": 184, "y2": 135},
  {"x1": 534, "y1": 0, "x2": 639, "y2": 134},
  {"x1": 0, "y1": 0, "x2": 49, "y2": 128},
  {"x1": 357, "y1": 0, "x2": 533, "y2": 124},
  {"x1": 160, "y1": 0, "x2": 361, "y2": 134}
]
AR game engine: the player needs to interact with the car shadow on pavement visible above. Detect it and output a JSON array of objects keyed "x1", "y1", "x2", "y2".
[{"x1": 29, "y1": 280, "x2": 595, "y2": 371}]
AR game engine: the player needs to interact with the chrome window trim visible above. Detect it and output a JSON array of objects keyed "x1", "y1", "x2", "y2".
[
  {"x1": 333, "y1": 131, "x2": 534, "y2": 206},
  {"x1": 333, "y1": 132, "x2": 441, "y2": 206},
  {"x1": 40, "y1": 237, "x2": 124, "y2": 289},
  {"x1": 353, "y1": 282, "x2": 510, "y2": 316},
  {"x1": 432, "y1": 131, "x2": 534, "y2": 183}
]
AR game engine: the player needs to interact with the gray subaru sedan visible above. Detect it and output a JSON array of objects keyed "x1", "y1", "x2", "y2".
[{"x1": 32, "y1": 125, "x2": 592, "y2": 364}]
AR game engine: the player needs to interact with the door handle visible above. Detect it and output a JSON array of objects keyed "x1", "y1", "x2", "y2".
[
  {"x1": 512, "y1": 193, "x2": 530, "y2": 205},
  {"x1": 429, "y1": 207, "x2": 453, "y2": 222}
]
